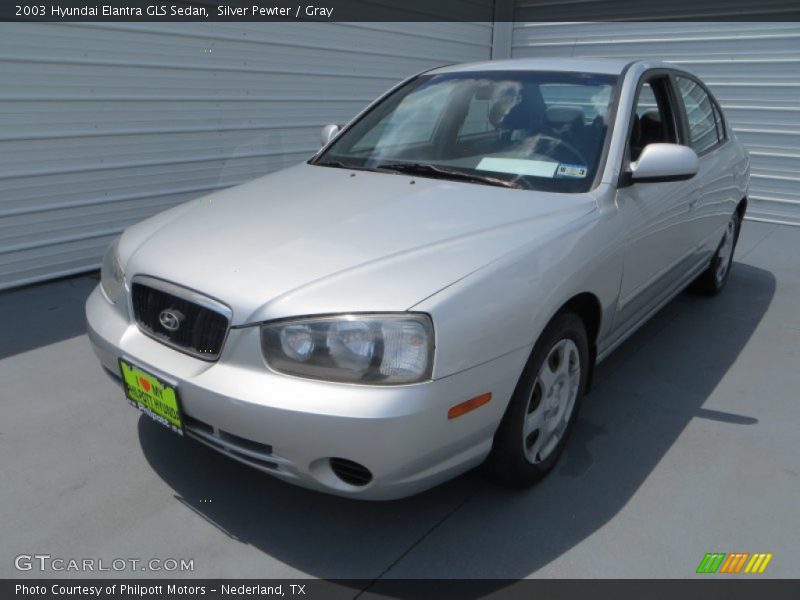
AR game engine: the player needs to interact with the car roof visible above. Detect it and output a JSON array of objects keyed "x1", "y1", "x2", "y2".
[{"x1": 427, "y1": 57, "x2": 673, "y2": 76}]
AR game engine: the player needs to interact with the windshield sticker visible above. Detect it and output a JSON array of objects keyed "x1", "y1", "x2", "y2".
[
  {"x1": 476, "y1": 157, "x2": 559, "y2": 178},
  {"x1": 555, "y1": 164, "x2": 588, "y2": 179}
]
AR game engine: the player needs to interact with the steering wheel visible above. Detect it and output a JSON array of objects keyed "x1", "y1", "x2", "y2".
[{"x1": 528, "y1": 134, "x2": 588, "y2": 166}]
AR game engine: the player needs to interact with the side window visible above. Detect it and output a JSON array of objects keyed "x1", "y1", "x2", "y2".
[
  {"x1": 635, "y1": 82, "x2": 659, "y2": 119},
  {"x1": 457, "y1": 94, "x2": 494, "y2": 139},
  {"x1": 676, "y1": 76, "x2": 720, "y2": 154},
  {"x1": 629, "y1": 78, "x2": 676, "y2": 162}
]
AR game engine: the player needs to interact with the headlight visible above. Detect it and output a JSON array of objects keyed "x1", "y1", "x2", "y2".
[
  {"x1": 100, "y1": 237, "x2": 124, "y2": 303},
  {"x1": 261, "y1": 314, "x2": 434, "y2": 385}
]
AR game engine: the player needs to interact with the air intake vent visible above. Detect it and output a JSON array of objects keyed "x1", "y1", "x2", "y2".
[{"x1": 330, "y1": 458, "x2": 373, "y2": 486}]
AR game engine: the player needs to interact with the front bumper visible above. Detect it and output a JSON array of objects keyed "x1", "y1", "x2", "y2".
[{"x1": 85, "y1": 285, "x2": 528, "y2": 500}]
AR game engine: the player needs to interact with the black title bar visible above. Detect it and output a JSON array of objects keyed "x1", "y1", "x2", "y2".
[
  {"x1": 3, "y1": 0, "x2": 800, "y2": 22},
  {"x1": 5, "y1": 579, "x2": 800, "y2": 600}
]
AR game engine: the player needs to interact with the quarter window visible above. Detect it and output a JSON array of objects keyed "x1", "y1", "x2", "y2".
[
  {"x1": 676, "y1": 76, "x2": 721, "y2": 153},
  {"x1": 711, "y1": 100, "x2": 726, "y2": 142}
]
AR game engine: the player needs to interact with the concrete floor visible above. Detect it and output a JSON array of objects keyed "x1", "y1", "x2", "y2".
[{"x1": 1, "y1": 221, "x2": 798, "y2": 584}]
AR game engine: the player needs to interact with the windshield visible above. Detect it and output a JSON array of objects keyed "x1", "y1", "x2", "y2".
[{"x1": 311, "y1": 70, "x2": 619, "y2": 193}]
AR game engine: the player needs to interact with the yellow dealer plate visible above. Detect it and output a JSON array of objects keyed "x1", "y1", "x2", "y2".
[{"x1": 119, "y1": 359, "x2": 184, "y2": 435}]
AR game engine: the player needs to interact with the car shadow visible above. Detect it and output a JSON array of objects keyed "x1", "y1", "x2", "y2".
[
  {"x1": 0, "y1": 274, "x2": 97, "y2": 359},
  {"x1": 137, "y1": 262, "x2": 775, "y2": 586}
]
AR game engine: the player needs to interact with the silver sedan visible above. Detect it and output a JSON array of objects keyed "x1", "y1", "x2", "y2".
[{"x1": 86, "y1": 58, "x2": 749, "y2": 499}]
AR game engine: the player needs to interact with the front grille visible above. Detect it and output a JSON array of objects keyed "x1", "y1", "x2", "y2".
[{"x1": 131, "y1": 279, "x2": 230, "y2": 360}]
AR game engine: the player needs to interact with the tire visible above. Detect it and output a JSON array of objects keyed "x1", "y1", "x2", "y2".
[
  {"x1": 691, "y1": 211, "x2": 741, "y2": 296},
  {"x1": 486, "y1": 312, "x2": 590, "y2": 488}
]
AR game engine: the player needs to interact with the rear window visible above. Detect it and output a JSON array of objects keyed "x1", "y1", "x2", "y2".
[{"x1": 676, "y1": 76, "x2": 722, "y2": 153}]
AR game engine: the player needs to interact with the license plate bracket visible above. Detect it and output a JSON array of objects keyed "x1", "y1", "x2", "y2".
[{"x1": 119, "y1": 358, "x2": 184, "y2": 435}]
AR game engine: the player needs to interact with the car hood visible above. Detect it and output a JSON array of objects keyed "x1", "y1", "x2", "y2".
[{"x1": 121, "y1": 162, "x2": 596, "y2": 326}]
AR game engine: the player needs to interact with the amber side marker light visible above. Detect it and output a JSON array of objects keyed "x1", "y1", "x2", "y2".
[{"x1": 448, "y1": 393, "x2": 492, "y2": 419}]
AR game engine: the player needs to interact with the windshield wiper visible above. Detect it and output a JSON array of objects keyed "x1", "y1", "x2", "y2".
[
  {"x1": 375, "y1": 162, "x2": 521, "y2": 189},
  {"x1": 314, "y1": 159, "x2": 521, "y2": 189},
  {"x1": 313, "y1": 159, "x2": 374, "y2": 172}
]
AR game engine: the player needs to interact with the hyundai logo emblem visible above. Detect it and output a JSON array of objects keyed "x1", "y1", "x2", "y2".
[{"x1": 158, "y1": 308, "x2": 183, "y2": 332}]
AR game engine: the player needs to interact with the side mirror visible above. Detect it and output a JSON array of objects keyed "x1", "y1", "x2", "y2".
[
  {"x1": 626, "y1": 143, "x2": 699, "y2": 185},
  {"x1": 320, "y1": 124, "x2": 340, "y2": 147}
]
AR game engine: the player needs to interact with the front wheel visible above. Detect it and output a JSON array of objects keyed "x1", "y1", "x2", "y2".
[
  {"x1": 691, "y1": 211, "x2": 740, "y2": 295},
  {"x1": 486, "y1": 313, "x2": 589, "y2": 487}
]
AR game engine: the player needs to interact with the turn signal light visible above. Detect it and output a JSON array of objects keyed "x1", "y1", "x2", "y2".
[{"x1": 447, "y1": 393, "x2": 492, "y2": 419}]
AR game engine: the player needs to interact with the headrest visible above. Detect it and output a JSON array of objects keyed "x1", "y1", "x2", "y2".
[
  {"x1": 640, "y1": 109, "x2": 663, "y2": 135},
  {"x1": 641, "y1": 109, "x2": 661, "y2": 123},
  {"x1": 494, "y1": 86, "x2": 546, "y2": 131},
  {"x1": 546, "y1": 106, "x2": 585, "y2": 126}
]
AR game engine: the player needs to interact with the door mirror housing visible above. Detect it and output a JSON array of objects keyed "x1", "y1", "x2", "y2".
[
  {"x1": 625, "y1": 143, "x2": 699, "y2": 185},
  {"x1": 320, "y1": 124, "x2": 341, "y2": 147}
]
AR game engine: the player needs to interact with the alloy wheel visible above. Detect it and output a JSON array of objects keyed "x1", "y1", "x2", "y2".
[
  {"x1": 523, "y1": 338, "x2": 581, "y2": 464},
  {"x1": 715, "y1": 216, "x2": 737, "y2": 284}
]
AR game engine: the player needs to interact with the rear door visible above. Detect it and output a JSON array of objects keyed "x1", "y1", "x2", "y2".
[{"x1": 672, "y1": 73, "x2": 736, "y2": 262}]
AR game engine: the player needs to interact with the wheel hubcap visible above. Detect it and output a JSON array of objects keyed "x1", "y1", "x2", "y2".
[
  {"x1": 715, "y1": 217, "x2": 736, "y2": 284},
  {"x1": 523, "y1": 338, "x2": 581, "y2": 464}
]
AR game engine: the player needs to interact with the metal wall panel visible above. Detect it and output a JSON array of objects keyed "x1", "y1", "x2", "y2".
[
  {"x1": 510, "y1": 18, "x2": 800, "y2": 225},
  {"x1": 0, "y1": 20, "x2": 493, "y2": 290}
]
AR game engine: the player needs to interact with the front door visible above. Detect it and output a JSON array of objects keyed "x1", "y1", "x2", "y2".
[{"x1": 614, "y1": 74, "x2": 698, "y2": 334}]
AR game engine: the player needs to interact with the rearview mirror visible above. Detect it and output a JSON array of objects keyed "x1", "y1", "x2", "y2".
[
  {"x1": 626, "y1": 143, "x2": 699, "y2": 185},
  {"x1": 320, "y1": 123, "x2": 340, "y2": 147}
]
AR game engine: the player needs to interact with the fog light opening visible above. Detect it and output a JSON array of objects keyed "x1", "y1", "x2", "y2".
[{"x1": 329, "y1": 457, "x2": 373, "y2": 487}]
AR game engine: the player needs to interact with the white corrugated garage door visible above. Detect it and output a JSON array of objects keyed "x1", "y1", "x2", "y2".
[
  {"x1": 510, "y1": 17, "x2": 800, "y2": 226},
  {"x1": 0, "y1": 20, "x2": 493, "y2": 290}
]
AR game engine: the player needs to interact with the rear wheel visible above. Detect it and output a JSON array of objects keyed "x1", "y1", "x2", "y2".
[
  {"x1": 486, "y1": 313, "x2": 589, "y2": 487},
  {"x1": 692, "y1": 211, "x2": 740, "y2": 295}
]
